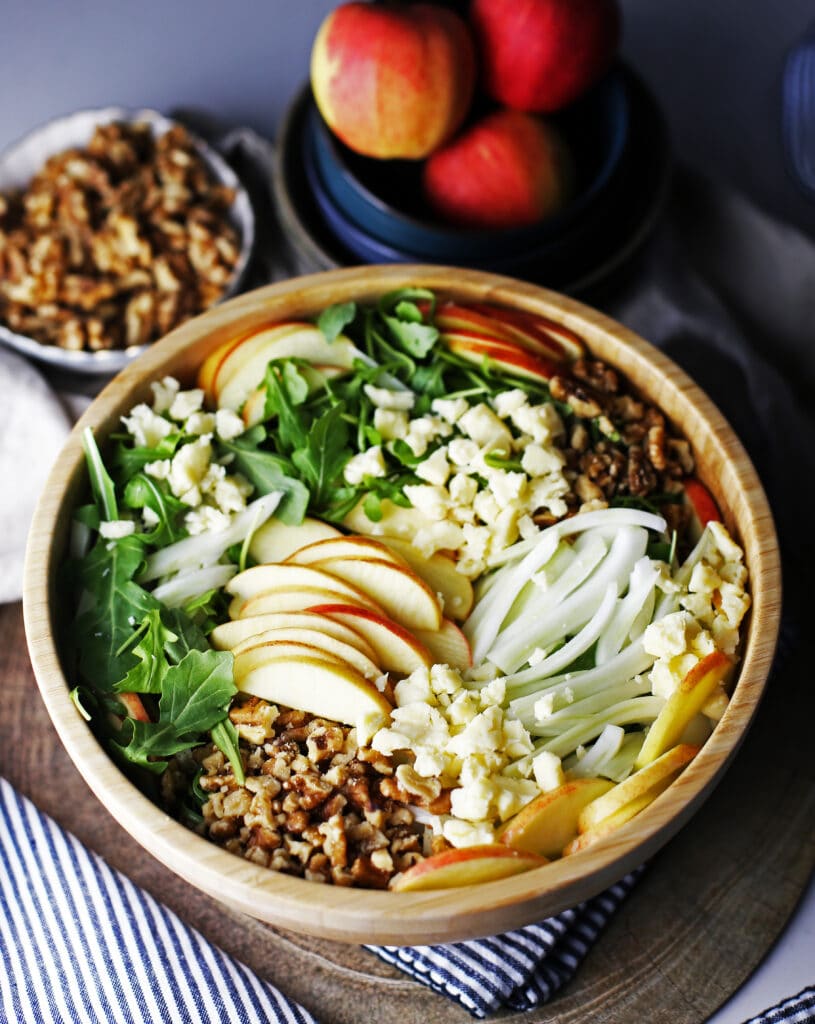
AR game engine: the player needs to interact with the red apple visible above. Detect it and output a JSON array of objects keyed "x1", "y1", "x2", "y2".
[
  {"x1": 310, "y1": 2, "x2": 476, "y2": 159},
  {"x1": 469, "y1": 0, "x2": 621, "y2": 112},
  {"x1": 422, "y1": 110, "x2": 571, "y2": 229}
]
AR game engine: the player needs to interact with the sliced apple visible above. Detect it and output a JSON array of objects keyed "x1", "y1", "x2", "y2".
[
  {"x1": 635, "y1": 652, "x2": 732, "y2": 769},
  {"x1": 227, "y1": 563, "x2": 381, "y2": 609},
  {"x1": 233, "y1": 652, "x2": 392, "y2": 726},
  {"x1": 213, "y1": 323, "x2": 360, "y2": 411},
  {"x1": 443, "y1": 331, "x2": 559, "y2": 384},
  {"x1": 233, "y1": 586, "x2": 377, "y2": 620},
  {"x1": 580, "y1": 743, "x2": 701, "y2": 833},
  {"x1": 249, "y1": 516, "x2": 343, "y2": 564},
  {"x1": 232, "y1": 626, "x2": 382, "y2": 680},
  {"x1": 563, "y1": 792, "x2": 656, "y2": 856},
  {"x1": 391, "y1": 844, "x2": 547, "y2": 891},
  {"x1": 210, "y1": 610, "x2": 378, "y2": 660},
  {"x1": 307, "y1": 603, "x2": 433, "y2": 675},
  {"x1": 117, "y1": 691, "x2": 151, "y2": 723},
  {"x1": 285, "y1": 535, "x2": 405, "y2": 568},
  {"x1": 683, "y1": 477, "x2": 721, "y2": 539},
  {"x1": 375, "y1": 536, "x2": 474, "y2": 621},
  {"x1": 465, "y1": 302, "x2": 587, "y2": 361},
  {"x1": 343, "y1": 499, "x2": 430, "y2": 542},
  {"x1": 197, "y1": 329, "x2": 254, "y2": 400},
  {"x1": 233, "y1": 641, "x2": 346, "y2": 684},
  {"x1": 497, "y1": 777, "x2": 614, "y2": 858},
  {"x1": 305, "y1": 555, "x2": 442, "y2": 632},
  {"x1": 415, "y1": 619, "x2": 472, "y2": 670}
]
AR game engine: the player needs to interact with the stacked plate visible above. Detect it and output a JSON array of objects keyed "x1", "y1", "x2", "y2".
[{"x1": 273, "y1": 65, "x2": 671, "y2": 298}]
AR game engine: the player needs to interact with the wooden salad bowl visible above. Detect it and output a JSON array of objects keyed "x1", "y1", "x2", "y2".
[{"x1": 23, "y1": 266, "x2": 781, "y2": 944}]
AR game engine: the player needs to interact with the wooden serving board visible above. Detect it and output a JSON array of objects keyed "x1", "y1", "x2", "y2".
[{"x1": 2, "y1": 599, "x2": 810, "y2": 1023}]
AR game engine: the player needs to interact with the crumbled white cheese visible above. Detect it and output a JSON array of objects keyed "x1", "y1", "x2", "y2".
[
  {"x1": 343, "y1": 445, "x2": 387, "y2": 485},
  {"x1": 169, "y1": 388, "x2": 204, "y2": 422},
  {"x1": 363, "y1": 384, "x2": 415, "y2": 411},
  {"x1": 121, "y1": 404, "x2": 173, "y2": 449},
  {"x1": 214, "y1": 408, "x2": 245, "y2": 441},
  {"x1": 99, "y1": 519, "x2": 136, "y2": 539},
  {"x1": 373, "y1": 408, "x2": 409, "y2": 441}
]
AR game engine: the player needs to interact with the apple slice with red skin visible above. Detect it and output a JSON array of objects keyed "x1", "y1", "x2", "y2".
[
  {"x1": 212, "y1": 323, "x2": 360, "y2": 411},
  {"x1": 308, "y1": 603, "x2": 433, "y2": 675},
  {"x1": 444, "y1": 331, "x2": 559, "y2": 384},
  {"x1": 210, "y1": 610, "x2": 377, "y2": 661},
  {"x1": 434, "y1": 302, "x2": 570, "y2": 363},
  {"x1": 374, "y1": 536, "x2": 474, "y2": 621},
  {"x1": 498, "y1": 777, "x2": 614, "y2": 858},
  {"x1": 635, "y1": 653, "x2": 732, "y2": 769},
  {"x1": 683, "y1": 478, "x2": 721, "y2": 538},
  {"x1": 465, "y1": 302, "x2": 587, "y2": 362},
  {"x1": 304, "y1": 555, "x2": 443, "y2": 632},
  {"x1": 233, "y1": 652, "x2": 392, "y2": 726},
  {"x1": 415, "y1": 619, "x2": 472, "y2": 670},
  {"x1": 391, "y1": 844, "x2": 547, "y2": 891},
  {"x1": 197, "y1": 328, "x2": 257, "y2": 400},
  {"x1": 232, "y1": 626, "x2": 383, "y2": 680},
  {"x1": 117, "y1": 691, "x2": 151, "y2": 723}
]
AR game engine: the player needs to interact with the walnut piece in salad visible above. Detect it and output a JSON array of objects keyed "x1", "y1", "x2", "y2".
[{"x1": 64, "y1": 291, "x2": 751, "y2": 890}]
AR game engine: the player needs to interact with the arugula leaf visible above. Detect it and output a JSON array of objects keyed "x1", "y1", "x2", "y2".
[
  {"x1": 113, "y1": 609, "x2": 176, "y2": 694},
  {"x1": 117, "y1": 649, "x2": 236, "y2": 772},
  {"x1": 74, "y1": 535, "x2": 158, "y2": 690},
  {"x1": 317, "y1": 301, "x2": 356, "y2": 344},
  {"x1": 263, "y1": 361, "x2": 310, "y2": 450},
  {"x1": 217, "y1": 429, "x2": 310, "y2": 525},
  {"x1": 383, "y1": 314, "x2": 439, "y2": 359},
  {"x1": 123, "y1": 473, "x2": 187, "y2": 546},
  {"x1": 211, "y1": 718, "x2": 245, "y2": 785},
  {"x1": 161, "y1": 650, "x2": 235, "y2": 735},
  {"x1": 291, "y1": 404, "x2": 352, "y2": 509},
  {"x1": 161, "y1": 606, "x2": 210, "y2": 662},
  {"x1": 111, "y1": 433, "x2": 182, "y2": 483},
  {"x1": 82, "y1": 427, "x2": 118, "y2": 521}
]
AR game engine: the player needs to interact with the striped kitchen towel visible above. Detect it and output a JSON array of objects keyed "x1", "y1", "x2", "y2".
[
  {"x1": 0, "y1": 777, "x2": 316, "y2": 1024},
  {"x1": 744, "y1": 987, "x2": 815, "y2": 1024},
  {"x1": 368, "y1": 867, "x2": 643, "y2": 1018}
]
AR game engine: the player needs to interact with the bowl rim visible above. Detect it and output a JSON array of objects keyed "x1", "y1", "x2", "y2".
[
  {"x1": 22, "y1": 265, "x2": 781, "y2": 945},
  {"x1": 0, "y1": 105, "x2": 256, "y2": 376},
  {"x1": 306, "y1": 67, "x2": 631, "y2": 251}
]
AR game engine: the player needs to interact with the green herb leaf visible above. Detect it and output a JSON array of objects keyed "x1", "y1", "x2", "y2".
[
  {"x1": 291, "y1": 403, "x2": 351, "y2": 509},
  {"x1": 218, "y1": 430, "x2": 310, "y2": 526},
  {"x1": 82, "y1": 427, "x2": 118, "y2": 521},
  {"x1": 75, "y1": 535, "x2": 158, "y2": 690},
  {"x1": 113, "y1": 609, "x2": 176, "y2": 694},
  {"x1": 211, "y1": 718, "x2": 245, "y2": 785},
  {"x1": 123, "y1": 473, "x2": 187, "y2": 546},
  {"x1": 318, "y1": 301, "x2": 356, "y2": 344},
  {"x1": 160, "y1": 649, "x2": 235, "y2": 735}
]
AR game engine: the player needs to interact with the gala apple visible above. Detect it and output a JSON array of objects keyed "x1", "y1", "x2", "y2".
[
  {"x1": 469, "y1": 0, "x2": 621, "y2": 112},
  {"x1": 422, "y1": 109, "x2": 571, "y2": 229},
  {"x1": 310, "y1": 2, "x2": 476, "y2": 159}
]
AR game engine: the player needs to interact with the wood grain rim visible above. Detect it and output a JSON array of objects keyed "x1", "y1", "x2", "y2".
[{"x1": 22, "y1": 265, "x2": 781, "y2": 945}]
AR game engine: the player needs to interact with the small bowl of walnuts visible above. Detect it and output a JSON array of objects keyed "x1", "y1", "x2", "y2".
[{"x1": 0, "y1": 107, "x2": 255, "y2": 375}]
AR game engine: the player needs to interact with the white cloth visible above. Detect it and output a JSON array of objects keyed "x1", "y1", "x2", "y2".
[{"x1": 0, "y1": 347, "x2": 71, "y2": 604}]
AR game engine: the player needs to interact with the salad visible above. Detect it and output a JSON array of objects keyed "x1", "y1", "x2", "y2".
[{"x1": 63, "y1": 289, "x2": 751, "y2": 891}]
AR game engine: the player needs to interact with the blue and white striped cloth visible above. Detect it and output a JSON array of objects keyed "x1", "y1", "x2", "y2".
[
  {"x1": 744, "y1": 988, "x2": 815, "y2": 1024},
  {"x1": 368, "y1": 868, "x2": 643, "y2": 1016},
  {"x1": 0, "y1": 777, "x2": 317, "y2": 1024}
]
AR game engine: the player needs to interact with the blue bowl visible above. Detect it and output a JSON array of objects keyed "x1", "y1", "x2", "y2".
[{"x1": 306, "y1": 69, "x2": 630, "y2": 262}]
